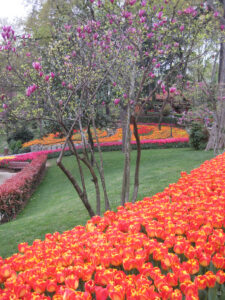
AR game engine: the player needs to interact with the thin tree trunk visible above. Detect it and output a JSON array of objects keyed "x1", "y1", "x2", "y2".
[
  {"x1": 87, "y1": 124, "x2": 95, "y2": 166},
  {"x1": 91, "y1": 111, "x2": 111, "y2": 211},
  {"x1": 80, "y1": 156, "x2": 101, "y2": 215},
  {"x1": 57, "y1": 160, "x2": 95, "y2": 217},
  {"x1": 121, "y1": 106, "x2": 128, "y2": 153},
  {"x1": 121, "y1": 104, "x2": 131, "y2": 205},
  {"x1": 78, "y1": 116, "x2": 90, "y2": 162},
  {"x1": 131, "y1": 115, "x2": 141, "y2": 203},
  {"x1": 56, "y1": 128, "x2": 95, "y2": 217}
]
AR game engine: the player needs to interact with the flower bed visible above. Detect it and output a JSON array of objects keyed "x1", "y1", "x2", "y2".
[
  {"x1": 22, "y1": 124, "x2": 189, "y2": 149},
  {"x1": 0, "y1": 154, "x2": 47, "y2": 223},
  {"x1": 0, "y1": 154, "x2": 225, "y2": 299}
]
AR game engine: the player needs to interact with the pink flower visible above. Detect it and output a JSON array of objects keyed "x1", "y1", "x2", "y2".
[
  {"x1": 157, "y1": 12, "x2": 163, "y2": 20},
  {"x1": 6, "y1": 65, "x2": 12, "y2": 71},
  {"x1": 180, "y1": 25, "x2": 185, "y2": 32},
  {"x1": 129, "y1": 0, "x2": 136, "y2": 5},
  {"x1": 39, "y1": 71, "x2": 43, "y2": 77},
  {"x1": 3, "y1": 103, "x2": 8, "y2": 109},
  {"x1": 32, "y1": 61, "x2": 42, "y2": 71},
  {"x1": 113, "y1": 82, "x2": 117, "y2": 87},
  {"x1": 26, "y1": 84, "x2": 38, "y2": 97},
  {"x1": 221, "y1": 25, "x2": 225, "y2": 30},
  {"x1": 169, "y1": 87, "x2": 177, "y2": 93},
  {"x1": 114, "y1": 98, "x2": 120, "y2": 105},
  {"x1": 139, "y1": 9, "x2": 146, "y2": 17},
  {"x1": 51, "y1": 72, "x2": 55, "y2": 79},
  {"x1": 45, "y1": 75, "x2": 50, "y2": 82},
  {"x1": 147, "y1": 32, "x2": 154, "y2": 38},
  {"x1": 123, "y1": 93, "x2": 128, "y2": 98},
  {"x1": 214, "y1": 11, "x2": 219, "y2": 17},
  {"x1": 62, "y1": 81, "x2": 66, "y2": 87}
]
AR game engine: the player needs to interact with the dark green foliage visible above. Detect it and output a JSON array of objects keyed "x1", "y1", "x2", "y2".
[
  {"x1": 189, "y1": 123, "x2": 209, "y2": 150},
  {"x1": 9, "y1": 140, "x2": 22, "y2": 154},
  {"x1": 7, "y1": 127, "x2": 34, "y2": 145}
]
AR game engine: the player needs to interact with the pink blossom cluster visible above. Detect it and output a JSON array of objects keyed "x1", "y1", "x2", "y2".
[{"x1": 26, "y1": 84, "x2": 38, "y2": 97}]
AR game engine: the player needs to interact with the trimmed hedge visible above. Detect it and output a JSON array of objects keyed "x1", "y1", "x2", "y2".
[{"x1": 0, "y1": 154, "x2": 47, "y2": 224}]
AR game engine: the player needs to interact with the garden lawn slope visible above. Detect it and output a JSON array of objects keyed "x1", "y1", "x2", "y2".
[{"x1": 0, "y1": 151, "x2": 225, "y2": 299}]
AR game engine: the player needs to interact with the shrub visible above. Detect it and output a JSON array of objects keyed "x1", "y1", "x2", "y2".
[
  {"x1": 189, "y1": 122, "x2": 209, "y2": 150},
  {"x1": 7, "y1": 126, "x2": 34, "y2": 145},
  {"x1": 0, "y1": 154, "x2": 47, "y2": 223},
  {"x1": 9, "y1": 139, "x2": 22, "y2": 154}
]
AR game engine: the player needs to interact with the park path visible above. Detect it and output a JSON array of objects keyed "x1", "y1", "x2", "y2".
[{"x1": 0, "y1": 169, "x2": 16, "y2": 185}]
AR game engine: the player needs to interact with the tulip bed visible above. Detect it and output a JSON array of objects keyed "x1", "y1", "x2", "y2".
[
  {"x1": 22, "y1": 124, "x2": 189, "y2": 149},
  {"x1": 0, "y1": 154, "x2": 225, "y2": 299},
  {"x1": 0, "y1": 155, "x2": 47, "y2": 223}
]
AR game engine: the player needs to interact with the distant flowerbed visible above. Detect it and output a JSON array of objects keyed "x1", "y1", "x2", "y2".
[
  {"x1": 22, "y1": 124, "x2": 189, "y2": 148},
  {"x1": 1, "y1": 153, "x2": 225, "y2": 299}
]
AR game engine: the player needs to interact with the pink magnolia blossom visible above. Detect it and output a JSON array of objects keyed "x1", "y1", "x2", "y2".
[
  {"x1": 68, "y1": 83, "x2": 73, "y2": 90},
  {"x1": 157, "y1": 12, "x2": 163, "y2": 20},
  {"x1": 147, "y1": 32, "x2": 154, "y2": 38},
  {"x1": 50, "y1": 72, "x2": 55, "y2": 79},
  {"x1": 129, "y1": 0, "x2": 136, "y2": 5},
  {"x1": 62, "y1": 81, "x2": 66, "y2": 87},
  {"x1": 45, "y1": 75, "x2": 50, "y2": 82},
  {"x1": 169, "y1": 87, "x2": 177, "y2": 93},
  {"x1": 26, "y1": 84, "x2": 38, "y2": 97},
  {"x1": 114, "y1": 98, "x2": 120, "y2": 105},
  {"x1": 180, "y1": 25, "x2": 185, "y2": 32},
  {"x1": 6, "y1": 65, "x2": 12, "y2": 71},
  {"x1": 32, "y1": 61, "x2": 42, "y2": 71},
  {"x1": 139, "y1": 9, "x2": 146, "y2": 17}
]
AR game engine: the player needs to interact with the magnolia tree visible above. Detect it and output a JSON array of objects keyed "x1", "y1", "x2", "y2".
[
  {"x1": 0, "y1": 18, "x2": 117, "y2": 217},
  {"x1": 90, "y1": 0, "x2": 216, "y2": 204},
  {"x1": 0, "y1": 0, "x2": 217, "y2": 217}
]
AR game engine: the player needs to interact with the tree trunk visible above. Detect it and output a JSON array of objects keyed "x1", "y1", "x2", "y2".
[
  {"x1": 121, "y1": 106, "x2": 128, "y2": 153},
  {"x1": 131, "y1": 115, "x2": 141, "y2": 203},
  {"x1": 206, "y1": 1, "x2": 225, "y2": 153},
  {"x1": 121, "y1": 104, "x2": 131, "y2": 205},
  {"x1": 56, "y1": 129, "x2": 95, "y2": 218},
  {"x1": 80, "y1": 156, "x2": 101, "y2": 215},
  {"x1": 91, "y1": 112, "x2": 111, "y2": 211},
  {"x1": 87, "y1": 124, "x2": 95, "y2": 166}
]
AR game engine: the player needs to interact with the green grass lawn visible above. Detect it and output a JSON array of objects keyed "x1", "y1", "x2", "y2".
[{"x1": 0, "y1": 148, "x2": 214, "y2": 259}]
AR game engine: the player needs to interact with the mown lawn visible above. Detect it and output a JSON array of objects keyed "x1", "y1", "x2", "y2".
[{"x1": 0, "y1": 148, "x2": 214, "y2": 258}]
